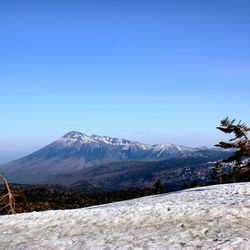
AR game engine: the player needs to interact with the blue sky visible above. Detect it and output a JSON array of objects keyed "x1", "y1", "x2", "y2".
[{"x1": 0, "y1": 0, "x2": 250, "y2": 151}]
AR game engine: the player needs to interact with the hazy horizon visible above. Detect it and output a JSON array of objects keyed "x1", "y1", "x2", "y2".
[{"x1": 1, "y1": 0, "x2": 250, "y2": 151}]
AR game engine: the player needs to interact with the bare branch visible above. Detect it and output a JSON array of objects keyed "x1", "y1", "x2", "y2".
[
  {"x1": 0, "y1": 194, "x2": 8, "y2": 202},
  {"x1": 0, "y1": 175, "x2": 15, "y2": 214}
]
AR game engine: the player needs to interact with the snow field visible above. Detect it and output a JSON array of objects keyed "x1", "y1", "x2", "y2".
[{"x1": 0, "y1": 182, "x2": 249, "y2": 250}]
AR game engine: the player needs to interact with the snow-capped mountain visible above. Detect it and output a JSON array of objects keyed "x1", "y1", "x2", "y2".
[
  {"x1": 3, "y1": 131, "x2": 234, "y2": 187},
  {"x1": 53, "y1": 131, "x2": 196, "y2": 161},
  {"x1": 0, "y1": 131, "x2": 199, "y2": 184}
]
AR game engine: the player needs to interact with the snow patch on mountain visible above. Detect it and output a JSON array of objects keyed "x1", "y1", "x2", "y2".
[
  {"x1": 91, "y1": 134, "x2": 132, "y2": 146},
  {"x1": 58, "y1": 131, "x2": 98, "y2": 145},
  {"x1": 55, "y1": 131, "x2": 196, "y2": 159}
]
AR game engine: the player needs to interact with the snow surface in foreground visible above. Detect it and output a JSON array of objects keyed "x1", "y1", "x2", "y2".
[{"x1": 0, "y1": 183, "x2": 249, "y2": 250}]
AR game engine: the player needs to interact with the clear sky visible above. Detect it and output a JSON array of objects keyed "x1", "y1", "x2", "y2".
[{"x1": 0, "y1": 0, "x2": 250, "y2": 151}]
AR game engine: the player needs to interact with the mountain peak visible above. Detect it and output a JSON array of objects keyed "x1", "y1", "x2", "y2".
[
  {"x1": 63, "y1": 131, "x2": 87, "y2": 138},
  {"x1": 58, "y1": 131, "x2": 96, "y2": 145}
]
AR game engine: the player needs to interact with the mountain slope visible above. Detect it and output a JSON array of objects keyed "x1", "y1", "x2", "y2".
[
  {"x1": 50, "y1": 149, "x2": 232, "y2": 190},
  {"x1": 0, "y1": 131, "x2": 197, "y2": 184},
  {"x1": 0, "y1": 183, "x2": 249, "y2": 249}
]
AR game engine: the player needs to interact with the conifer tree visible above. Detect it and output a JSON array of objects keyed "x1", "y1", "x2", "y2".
[
  {"x1": 153, "y1": 179, "x2": 163, "y2": 194},
  {"x1": 215, "y1": 117, "x2": 250, "y2": 160},
  {"x1": 210, "y1": 117, "x2": 250, "y2": 183}
]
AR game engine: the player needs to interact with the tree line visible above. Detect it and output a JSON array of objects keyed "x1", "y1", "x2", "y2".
[{"x1": 0, "y1": 182, "x2": 164, "y2": 215}]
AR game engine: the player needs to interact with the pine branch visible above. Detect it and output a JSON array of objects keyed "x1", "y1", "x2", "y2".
[{"x1": 212, "y1": 117, "x2": 250, "y2": 183}]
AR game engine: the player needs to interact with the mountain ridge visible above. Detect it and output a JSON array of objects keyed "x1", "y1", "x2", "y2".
[{"x1": 0, "y1": 131, "x2": 227, "y2": 185}]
